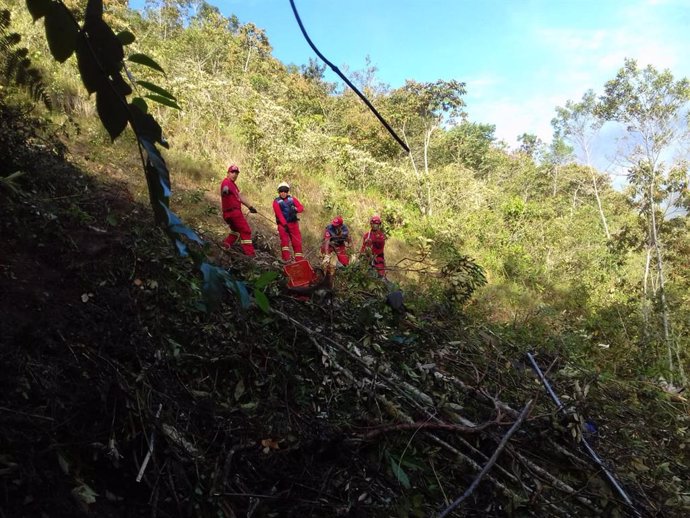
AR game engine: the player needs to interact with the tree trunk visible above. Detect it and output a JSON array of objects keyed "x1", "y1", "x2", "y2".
[
  {"x1": 423, "y1": 127, "x2": 434, "y2": 216},
  {"x1": 647, "y1": 182, "x2": 673, "y2": 373},
  {"x1": 570, "y1": 184, "x2": 581, "y2": 217},
  {"x1": 641, "y1": 245, "x2": 652, "y2": 346},
  {"x1": 589, "y1": 169, "x2": 610, "y2": 240},
  {"x1": 243, "y1": 45, "x2": 252, "y2": 73},
  {"x1": 583, "y1": 146, "x2": 610, "y2": 240},
  {"x1": 401, "y1": 126, "x2": 427, "y2": 215}
]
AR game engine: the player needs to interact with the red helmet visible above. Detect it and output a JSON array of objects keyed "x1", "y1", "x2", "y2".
[
  {"x1": 331, "y1": 216, "x2": 343, "y2": 227},
  {"x1": 227, "y1": 164, "x2": 240, "y2": 173},
  {"x1": 370, "y1": 214, "x2": 382, "y2": 225}
]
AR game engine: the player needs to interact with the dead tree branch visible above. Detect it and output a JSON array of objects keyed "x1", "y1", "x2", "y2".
[{"x1": 437, "y1": 400, "x2": 533, "y2": 518}]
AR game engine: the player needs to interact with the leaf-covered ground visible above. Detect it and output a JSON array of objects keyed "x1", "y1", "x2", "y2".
[{"x1": 1, "y1": 102, "x2": 689, "y2": 517}]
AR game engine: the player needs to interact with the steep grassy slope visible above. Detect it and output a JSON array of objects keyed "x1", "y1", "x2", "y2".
[{"x1": 1, "y1": 96, "x2": 689, "y2": 517}]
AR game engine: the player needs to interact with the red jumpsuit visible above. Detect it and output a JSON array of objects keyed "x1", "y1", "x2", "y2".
[
  {"x1": 321, "y1": 224, "x2": 351, "y2": 268},
  {"x1": 360, "y1": 229, "x2": 386, "y2": 277},
  {"x1": 273, "y1": 195, "x2": 304, "y2": 262},
  {"x1": 220, "y1": 177, "x2": 255, "y2": 256}
]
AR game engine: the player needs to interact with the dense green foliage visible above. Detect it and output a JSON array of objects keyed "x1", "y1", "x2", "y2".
[
  {"x1": 2, "y1": 1, "x2": 689, "y2": 516},
  {"x1": 4, "y1": 0, "x2": 688, "y2": 381}
]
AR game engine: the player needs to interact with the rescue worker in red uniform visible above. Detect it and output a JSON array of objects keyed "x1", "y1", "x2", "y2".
[
  {"x1": 272, "y1": 182, "x2": 305, "y2": 262},
  {"x1": 220, "y1": 164, "x2": 257, "y2": 256},
  {"x1": 321, "y1": 216, "x2": 352, "y2": 280},
  {"x1": 360, "y1": 214, "x2": 386, "y2": 277}
]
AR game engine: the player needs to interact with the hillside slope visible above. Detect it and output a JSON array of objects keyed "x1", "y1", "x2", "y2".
[{"x1": 2, "y1": 97, "x2": 690, "y2": 518}]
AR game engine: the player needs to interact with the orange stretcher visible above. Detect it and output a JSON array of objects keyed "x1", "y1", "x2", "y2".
[{"x1": 283, "y1": 260, "x2": 317, "y2": 288}]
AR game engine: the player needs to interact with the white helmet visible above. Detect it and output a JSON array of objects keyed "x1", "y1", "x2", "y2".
[{"x1": 277, "y1": 182, "x2": 290, "y2": 192}]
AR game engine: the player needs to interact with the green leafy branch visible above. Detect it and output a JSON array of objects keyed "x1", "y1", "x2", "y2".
[
  {"x1": 25, "y1": 0, "x2": 246, "y2": 310},
  {"x1": 251, "y1": 270, "x2": 279, "y2": 313}
]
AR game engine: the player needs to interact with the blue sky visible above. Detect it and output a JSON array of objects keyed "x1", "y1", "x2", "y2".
[{"x1": 129, "y1": 0, "x2": 690, "y2": 149}]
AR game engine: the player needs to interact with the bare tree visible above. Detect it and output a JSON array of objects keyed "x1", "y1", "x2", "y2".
[
  {"x1": 552, "y1": 90, "x2": 611, "y2": 240},
  {"x1": 598, "y1": 59, "x2": 690, "y2": 381}
]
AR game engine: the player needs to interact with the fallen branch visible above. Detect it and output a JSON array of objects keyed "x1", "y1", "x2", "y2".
[
  {"x1": 354, "y1": 417, "x2": 501, "y2": 441},
  {"x1": 423, "y1": 429, "x2": 572, "y2": 517},
  {"x1": 371, "y1": 395, "x2": 530, "y2": 506},
  {"x1": 136, "y1": 403, "x2": 162, "y2": 483},
  {"x1": 280, "y1": 309, "x2": 536, "y2": 514},
  {"x1": 527, "y1": 352, "x2": 641, "y2": 517},
  {"x1": 511, "y1": 449, "x2": 600, "y2": 512},
  {"x1": 273, "y1": 308, "x2": 434, "y2": 414},
  {"x1": 437, "y1": 400, "x2": 533, "y2": 518},
  {"x1": 273, "y1": 307, "x2": 605, "y2": 515},
  {"x1": 0, "y1": 405, "x2": 54, "y2": 421},
  {"x1": 435, "y1": 369, "x2": 520, "y2": 418}
]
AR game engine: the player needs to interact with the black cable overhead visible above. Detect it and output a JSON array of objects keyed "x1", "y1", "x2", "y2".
[{"x1": 289, "y1": 0, "x2": 410, "y2": 153}]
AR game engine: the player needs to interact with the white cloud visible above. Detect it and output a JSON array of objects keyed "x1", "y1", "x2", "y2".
[
  {"x1": 535, "y1": 27, "x2": 608, "y2": 53},
  {"x1": 480, "y1": 0, "x2": 690, "y2": 147},
  {"x1": 465, "y1": 74, "x2": 504, "y2": 100},
  {"x1": 467, "y1": 95, "x2": 564, "y2": 145}
]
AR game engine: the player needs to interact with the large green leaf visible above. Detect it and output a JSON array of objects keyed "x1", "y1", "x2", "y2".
[
  {"x1": 84, "y1": 0, "x2": 103, "y2": 20},
  {"x1": 254, "y1": 271, "x2": 279, "y2": 290},
  {"x1": 229, "y1": 278, "x2": 250, "y2": 308},
  {"x1": 389, "y1": 457, "x2": 411, "y2": 489},
  {"x1": 140, "y1": 138, "x2": 171, "y2": 228},
  {"x1": 111, "y1": 73, "x2": 132, "y2": 97},
  {"x1": 163, "y1": 205, "x2": 204, "y2": 246},
  {"x1": 159, "y1": 204, "x2": 205, "y2": 259},
  {"x1": 26, "y1": 0, "x2": 51, "y2": 21},
  {"x1": 84, "y1": 14, "x2": 123, "y2": 77},
  {"x1": 44, "y1": 2, "x2": 78, "y2": 63},
  {"x1": 139, "y1": 138, "x2": 171, "y2": 199},
  {"x1": 76, "y1": 34, "x2": 107, "y2": 94},
  {"x1": 146, "y1": 184, "x2": 167, "y2": 227},
  {"x1": 128, "y1": 53, "x2": 165, "y2": 75},
  {"x1": 145, "y1": 94, "x2": 181, "y2": 110},
  {"x1": 137, "y1": 80, "x2": 176, "y2": 101},
  {"x1": 131, "y1": 97, "x2": 148, "y2": 114},
  {"x1": 200, "y1": 263, "x2": 249, "y2": 311},
  {"x1": 129, "y1": 103, "x2": 163, "y2": 145},
  {"x1": 200, "y1": 263, "x2": 226, "y2": 310},
  {"x1": 95, "y1": 86, "x2": 128, "y2": 140},
  {"x1": 172, "y1": 237, "x2": 189, "y2": 257},
  {"x1": 254, "y1": 290, "x2": 270, "y2": 314},
  {"x1": 116, "y1": 30, "x2": 135, "y2": 46}
]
